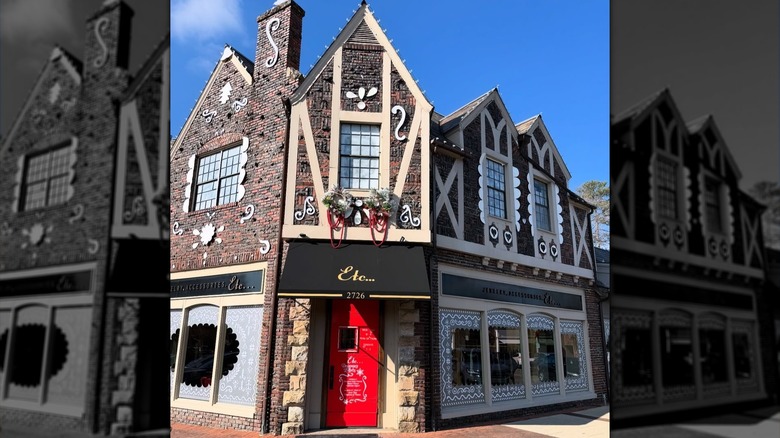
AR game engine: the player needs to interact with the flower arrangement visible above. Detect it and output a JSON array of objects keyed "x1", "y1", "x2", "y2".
[
  {"x1": 364, "y1": 188, "x2": 396, "y2": 213},
  {"x1": 322, "y1": 186, "x2": 353, "y2": 215}
]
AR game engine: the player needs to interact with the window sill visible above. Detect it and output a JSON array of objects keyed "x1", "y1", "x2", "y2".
[{"x1": 171, "y1": 397, "x2": 257, "y2": 418}]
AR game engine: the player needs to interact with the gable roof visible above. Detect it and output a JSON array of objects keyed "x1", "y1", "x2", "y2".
[
  {"x1": 686, "y1": 113, "x2": 743, "y2": 180},
  {"x1": 517, "y1": 114, "x2": 572, "y2": 182},
  {"x1": 1, "y1": 46, "x2": 83, "y2": 154},
  {"x1": 170, "y1": 44, "x2": 254, "y2": 159},
  {"x1": 289, "y1": 1, "x2": 431, "y2": 110},
  {"x1": 515, "y1": 114, "x2": 539, "y2": 135},
  {"x1": 123, "y1": 33, "x2": 170, "y2": 101},
  {"x1": 438, "y1": 88, "x2": 494, "y2": 134}
]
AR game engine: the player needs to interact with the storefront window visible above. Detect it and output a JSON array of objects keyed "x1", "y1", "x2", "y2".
[
  {"x1": 487, "y1": 311, "x2": 525, "y2": 402},
  {"x1": 560, "y1": 320, "x2": 588, "y2": 392},
  {"x1": 175, "y1": 305, "x2": 219, "y2": 401},
  {"x1": 659, "y1": 309, "x2": 695, "y2": 401},
  {"x1": 731, "y1": 320, "x2": 758, "y2": 394},
  {"x1": 698, "y1": 314, "x2": 727, "y2": 386},
  {"x1": 614, "y1": 309, "x2": 654, "y2": 404},
  {"x1": 439, "y1": 309, "x2": 484, "y2": 407},
  {"x1": 217, "y1": 306, "x2": 263, "y2": 406},
  {"x1": 170, "y1": 309, "x2": 182, "y2": 392},
  {"x1": 527, "y1": 313, "x2": 559, "y2": 396},
  {"x1": 1, "y1": 304, "x2": 90, "y2": 412}
]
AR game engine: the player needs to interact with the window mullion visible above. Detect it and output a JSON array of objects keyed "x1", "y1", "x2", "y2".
[
  {"x1": 1, "y1": 309, "x2": 17, "y2": 399},
  {"x1": 209, "y1": 307, "x2": 227, "y2": 405},
  {"x1": 38, "y1": 306, "x2": 55, "y2": 404}
]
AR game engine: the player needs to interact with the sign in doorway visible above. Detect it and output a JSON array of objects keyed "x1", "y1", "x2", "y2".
[{"x1": 325, "y1": 300, "x2": 380, "y2": 427}]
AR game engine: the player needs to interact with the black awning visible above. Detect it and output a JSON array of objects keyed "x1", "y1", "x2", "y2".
[{"x1": 278, "y1": 241, "x2": 430, "y2": 299}]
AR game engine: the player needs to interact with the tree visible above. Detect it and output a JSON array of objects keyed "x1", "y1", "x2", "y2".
[
  {"x1": 577, "y1": 180, "x2": 610, "y2": 249},
  {"x1": 749, "y1": 181, "x2": 780, "y2": 250}
]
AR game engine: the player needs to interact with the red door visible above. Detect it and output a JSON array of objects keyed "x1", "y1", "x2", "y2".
[{"x1": 325, "y1": 300, "x2": 380, "y2": 427}]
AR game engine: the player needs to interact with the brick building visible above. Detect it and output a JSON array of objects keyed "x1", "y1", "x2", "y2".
[
  {"x1": 0, "y1": 0, "x2": 169, "y2": 435},
  {"x1": 610, "y1": 88, "x2": 779, "y2": 425},
  {"x1": 169, "y1": 1, "x2": 607, "y2": 434}
]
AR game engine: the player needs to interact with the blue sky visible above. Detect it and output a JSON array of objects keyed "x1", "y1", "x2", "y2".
[{"x1": 171, "y1": 0, "x2": 609, "y2": 191}]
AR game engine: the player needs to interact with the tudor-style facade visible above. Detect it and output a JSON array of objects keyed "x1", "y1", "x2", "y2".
[
  {"x1": 169, "y1": 1, "x2": 606, "y2": 435},
  {"x1": 611, "y1": 88, "x2": 777, "y2": 423},
  {"x1": 0, "y1": 1, "x2": 169, "y2": 435}
]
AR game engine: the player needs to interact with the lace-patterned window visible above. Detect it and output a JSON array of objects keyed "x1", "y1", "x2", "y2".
[
  {"x1": 614, "y1": 309, "x2": 654, "y2": 405},
  {"x1": 439, "y1": 309, "x2": 485, "y2": 407},
  {"x1": 527, "y1": 313, "x2": 559, "y2": 396},
  {"x1": 487, "y1": 311, "x2": 525, "y2": 402},
  {"x1": 658, "y1": 309, "x2": 695, "y2": 402},
  {"x1": 0, "y1": 304, "x2": 90, "y2": 414},
  {"x1": 170, "y1": 304, "x2": 263, "y2": 407},
  {"x1": 560, "y1": 320, "x2": 588, "y2": 392},
  {"x1": 732, "y1": 320, "x2": 758, "y2": 394}
]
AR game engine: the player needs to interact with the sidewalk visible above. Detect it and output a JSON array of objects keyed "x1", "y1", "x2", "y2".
[{"x1": 170, "y1": 405, "x2": 610, "y2": 438}]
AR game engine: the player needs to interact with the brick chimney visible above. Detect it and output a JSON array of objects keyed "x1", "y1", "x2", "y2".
[{"x1": 254, "y1": 0, "x2": 304, "y2": 83}]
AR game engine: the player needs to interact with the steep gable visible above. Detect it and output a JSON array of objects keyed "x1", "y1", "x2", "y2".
[{"x1": 517, "y1": 114, "x2": 572, "y2": 183}]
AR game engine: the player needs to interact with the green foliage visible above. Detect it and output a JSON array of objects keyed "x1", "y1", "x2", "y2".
[{"x1": 576, "y1": 180, "x2": 610, "y2": 249}]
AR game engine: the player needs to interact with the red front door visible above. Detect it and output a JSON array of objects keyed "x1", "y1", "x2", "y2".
[{"x1": 325, "y1": 300, "x2": 380, "y2": 427}]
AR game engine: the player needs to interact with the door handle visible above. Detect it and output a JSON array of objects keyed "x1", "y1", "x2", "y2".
[{"x1": 329, "y1": 366, "x2": 334, "y2": 389}]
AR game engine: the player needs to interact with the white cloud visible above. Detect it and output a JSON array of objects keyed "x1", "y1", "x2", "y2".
[
  {"x1": 0, "y1": 0, "x2": 78, "y2": 43},
  {"x1": 172, "y1": 0, "x2": 243, "y2": 42}
]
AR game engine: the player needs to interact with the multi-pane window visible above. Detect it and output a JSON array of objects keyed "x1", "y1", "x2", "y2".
[
  {"x1": 656, "y1": 155, "x2": 678, "y2": 219},
  {"x1": 704, "y1": 176, "x2": 722, "y2": 233},
  {"x1": 340, "y1": 124, "x2": 379, "y2": 189},
  {"x1": 22, "y1": 145, "x2": 71, "y2": 211},
  {"x1": 534, "y1": 179, "x2": 551, "y2": 231},
  {"x1": 486, "y1": 159, "x2": 506, "y2": 218},
  {"x1": 194, "y1": 145, "x2": 241, "y2": 211}
]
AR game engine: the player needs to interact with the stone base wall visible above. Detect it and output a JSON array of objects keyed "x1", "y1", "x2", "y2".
[
  {"x1": 109, "y1": 297, "x2": 139, "y2": 435},
  {"x1": 280, "y1": 299, "x2": 311, "y2": 436}
]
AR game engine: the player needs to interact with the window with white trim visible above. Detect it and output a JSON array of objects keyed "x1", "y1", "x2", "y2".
[
  {"x1": 486, "y1": 159, "x2": 507, "y2": 218},
  {"x1": 656, "y1": 155, "x2": 678, "y2": 220},
  {"x1": 21, "y1": 144, "x2": 72, "y2": 211},
  {"x1": 534, "y1": 179, "x2": 551, "y2": 231},
  {"x1": 339, "y1": 124, "x2": 379, "y2": 189},
  {"x1": 704, "y1": 176, "x2": 722, "y2": 233},
  {"x1": 193, "y1": 145, "x2": 242, "y2": 211}
]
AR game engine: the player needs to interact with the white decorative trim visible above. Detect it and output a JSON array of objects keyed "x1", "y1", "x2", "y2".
[
  {"x1": 435, "y1": 161, "x2": 463, "y2": 239},
  {"x1": 240, "y1": 204, "x2": 255, "y2": 224},
  {"x1": 477, "y1": 154, "x2": 486, "y2": 224},
  {"x1": 259, "y1": 240, "x2": 271, "y2": 255},
  {"x1": 513, "y1": 166, "x2": 522, "y2": 232},
  {"x1": 294, "y1": 196, "x2": 317, "y2": 221},
  {"x1": 553, "y1": 185, "x2": 564, "y2": 245},
  {"x1": 87, "y1": 238, "x2": 99, "y2": 255},
  {"x1": 391, "y1": 105, "x2": 407, "y2": 141},
  {"x1": 439, "y1": 309, "x2": 485, "y2": 407},
  {"x1": 219, "y1": 82, "x2": 233, "y2": 105},
  {"x1": 345, "y1": 86, "x2": 378, "y2": 110},
  {"x1": 560, "y1": 320, "x2": 589, "y2": 392},
  {"x1": 93, "y1": 17, "x2": 110, "y2": 68},
  {"x1": 526, "y1": 171, "x2": 535, "y2": 239},
  {"x1": 202, "y1": 109, "x2": 216, "y2": 123},
  {"x1": 172, "y1": 222, "x2": 184, "y2": 235},
  {"x1": 232, "y1": 97, "x2": 248, "y2": 113},
  {"x1": 69, "y1": 204, "x2": 85, "y2": 225},
  {"x1": 264, "y1": 18, "x2": 281, "y2": 68},
  {"x1": 399, "y1": 204, "x2": 421, "y2": 228}
]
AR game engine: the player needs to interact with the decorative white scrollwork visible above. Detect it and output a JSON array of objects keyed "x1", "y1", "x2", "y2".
[
  {"x1": 391, "y1": 105, "x2": 407, "y2": 141},
  {"x1": 294, "y1": 196, "x2": 317, "y2": 221},
  {"x1": 202, "y1": 109, "x2": 216, "y2": 123},
  {"x1": 260, "y1": 240, "x2": 271, "y2": 254},
  {"x1": 265, "y1": 18, "x2": 281, "y2": 68},
  {"x1": 87, "y1": 238, "x2": 99, "y2": 255},
  {"x1": 123, "y1": 196, "x2": 146, "y2": 222},
  {"x1": 399, "y1": 204, "x2": 420, "y2": 227},
  {"x1": 172, "y1": 222, "x2": 184, "y2": 235},
  {"x1": 93, "y1": 17, "x2": 110, "y2": 67},
  {"x1": 68, "y1": 204, "x2": 85, "y2": 224},
  {"x1": 240, "y1": 204, "x2": 255, "y2": 224},
  {"x1": 346, "y1": 86, "x2": 378, "y2": 110},
  {"x1": 232, "y1": 97, "x2": 248, "y2": 112},
  {"x1": 550, "y1": 241, "x2": 559, "y2": 258}
]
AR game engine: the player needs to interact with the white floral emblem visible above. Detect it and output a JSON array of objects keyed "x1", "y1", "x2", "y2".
[
  {"x1": 21, "y1": 223, "x2": 53, "y2": 248},
  {"x1": 346, "y1": 86, "x2": 378, "y2": 110},
  {"x1": 192, "y1": 223, "x2": 224, "y2": 248}
]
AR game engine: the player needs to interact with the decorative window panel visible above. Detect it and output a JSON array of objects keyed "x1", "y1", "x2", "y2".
[
  {"x1": 487, "y1": 310, "x2": 525, "y2": 402},
  {"x1": 534, "y1": 180, "x2": 551, "y2": 231},
  {"x1": 698, "y1": 313, "x2": 729, "y2": 397},
  {"x1": 613, "y1": 309, "x2": 654, "y2": 404},
  {"x1": 658, "y1": 309, "x2": 695, "y2": 402},
  {"x1": 21, "y1": 143, "x2": 75, "y2": 211},
  {"x1": 439, "y1": 309, "x2": 484, "y2": 407},
  {"x1": 560, "y1": 320, "x2": 588, "y2": 392},
  {"x1": 6, "y1": 305, "x2": 49, "y2": 401},
  {"x1": 732, "y1": 320, "x2": 758, "y2": 393},
  {"x1": 527, "y1": 314, "x2": 559, "y2": 396},
  {"x1": 486, "y1": 159, "x2": 507, "y2": 219},
  {"x1": 216, "y1": 305, "x2": 263, "y2": 406},
  {"x1": 340, "y1": 124, "x2": 380, "y2": 189},
  {"x1": 46, "y1": 307, "x2": 91, "y2": 406},
  {"x1": 176, "y1": 305, "x2": 219, "y2": 401},
  {"x1": 170, "y1": 309, "x2": 182, "y2": 392},
  {"x1": 194, "y1": 145, "x2": 242, "y2": 211}
]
